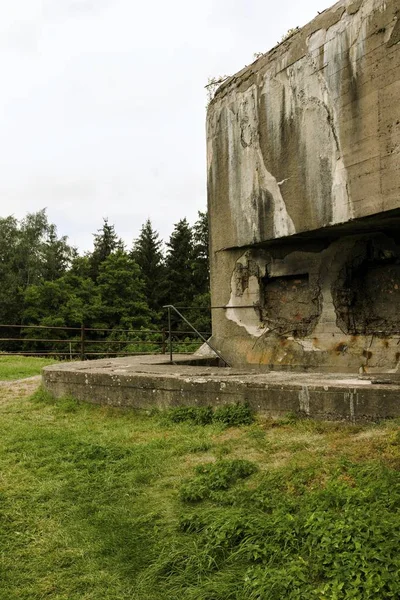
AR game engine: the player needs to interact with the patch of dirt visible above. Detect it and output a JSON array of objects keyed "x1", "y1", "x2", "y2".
[
  {"x1": 0, "y1": 376, "x2": 41, "y2": 401},
  {"x1": 213, "y1": 428, "x2": 245, "y2": 442},
  {"x1": 353, "y1": 429, "x2": 389, "y2": 440},
  {"x1": 183, "y1": 453, "x2": 215, "y2": 468},
  {"x1": 261, "y1": 451, "x2": 293, "y2": 469}
]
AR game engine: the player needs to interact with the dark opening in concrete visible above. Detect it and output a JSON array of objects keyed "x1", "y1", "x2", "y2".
[
  {"x1": 260, "y1": 273, "x2": 321, "y2": 337},
  {"x1": 334, "y1": 235, "x2": 400, "y2": 335}
]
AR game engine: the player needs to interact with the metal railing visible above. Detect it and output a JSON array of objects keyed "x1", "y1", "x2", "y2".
[
  {"x1": 163, "y1": 304, "x2": 230, "y2": 367},
  {"x1": 0, "y1": 323, "x2": 211, "y2": 360}
]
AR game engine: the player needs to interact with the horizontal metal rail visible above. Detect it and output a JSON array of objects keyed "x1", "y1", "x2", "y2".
[
  {"x1": 0, "y1": 324, "x2": 159, "y2": 333},
  {"x1": 0, "y1": 339, "x2": 162, "y2": 345},
  {"x1": 0, "y1": 338, "x2": 209, "y2": 345},
  {"x1": 156, "y1": 305, "x2": 258, "y2": 310},
  {"x1": 2, "y1": 352, "x2": 82, "y2": 356},
  {"x1": 0, "y1": 324, "x2": 82, "y2": 331},
  {"x1": 0, "y1": 325, "x2": 210, "y2": 335},
  {"x1": 84, "y1": 340, "x2": 160, "y2": 345},
  {"x1": 211, "y1": 305, "x2": 258, "y2": 309},
  {"x1": 2, "y1": 351, "x2": 198, "y2": 356}
]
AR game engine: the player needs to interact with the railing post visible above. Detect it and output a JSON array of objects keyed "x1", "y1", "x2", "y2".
[
  {"x1": 168, "y1": 307, "x2": 173, "y2": 364},
  {"x1": 161, "y1": 329, "x2": 166, "y2": 354},
  {"x1": 80, "y1": 323, "x2": 86, "y2": 361}
]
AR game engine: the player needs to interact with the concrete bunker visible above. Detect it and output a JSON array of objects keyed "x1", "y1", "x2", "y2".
[{"x1": 207, "y1": 0, "x2": 400, "y2": 373}]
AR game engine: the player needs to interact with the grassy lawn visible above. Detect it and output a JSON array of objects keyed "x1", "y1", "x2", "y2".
[
  {"x1": 1, "y1": 383, "x2": 400, "y2": 599},
  {"x1": 0, "y1": 355, "x2": 57, "y2": 381}
]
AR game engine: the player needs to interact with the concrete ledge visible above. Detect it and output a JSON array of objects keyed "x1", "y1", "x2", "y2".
[{"x1": 42, "y1": 355, "x2": 400, "y2": 422}]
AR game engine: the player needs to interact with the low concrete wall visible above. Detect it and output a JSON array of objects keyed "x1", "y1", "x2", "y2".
[{"x1": 42, "y1": 356, "x2": 400, "y2": 422}]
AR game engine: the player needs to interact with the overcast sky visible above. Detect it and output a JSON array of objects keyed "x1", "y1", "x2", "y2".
[{"x1": 0, "y1": 0, "x2": 332, "y2": 252}]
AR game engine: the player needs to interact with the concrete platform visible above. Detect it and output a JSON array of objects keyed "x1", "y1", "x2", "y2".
[{"x1": 41, "y1": 355, "x2": 400, "y2": 422}]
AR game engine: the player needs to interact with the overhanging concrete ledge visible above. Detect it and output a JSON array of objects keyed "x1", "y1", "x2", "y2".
[{"x1": 42, "y1": 355, "x2": 400, "y2": 422}]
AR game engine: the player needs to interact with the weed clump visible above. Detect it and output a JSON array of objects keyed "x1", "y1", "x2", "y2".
[
  {"x1": 165, "y1": 402, "x2": 254, "y2": 427},
  {"x1": 166, "y1": 406, "x2": 214, "y2": 425},
  {"x1": 214, "y1": 403, "x2": 254, "y2": 426},
  {"x1": 180, "y1": 459, "x2": 258, "y2": 503}
]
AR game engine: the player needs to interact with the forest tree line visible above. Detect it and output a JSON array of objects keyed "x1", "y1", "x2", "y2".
[{"x1": 0, "y1": 209, "x2": 210, "y2": 354}]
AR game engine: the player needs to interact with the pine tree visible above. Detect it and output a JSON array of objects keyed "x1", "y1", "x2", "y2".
[
  {"x1": 192, "y1": 211, "x2": 210, "y2": 297},
  {"x1": 188, "y1": 211, "x2": 211, "y2": 332},
  {"x1": 68, "y1": 253, "x2": 92, "y2": 280},
  {"x1": 131, "y1": 219, "x2": 166, "y2": 316},
  {"x1": 164, "y1": 218, "x2": 194, "y2": 308},
  {"x1": 97, "y1": 250, "x2": 151, "y2": 329},
  {"x1": 89, "y1": 218, "x2": 123, "y2": 281},
  {"x1": 42, "y1": 224, "x2": 73, "y2": 281}
]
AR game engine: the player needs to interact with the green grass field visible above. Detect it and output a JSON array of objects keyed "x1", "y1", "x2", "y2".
[
  {"x1": 0, "y1": 355, "x2": 57, "y2": 380},
  {"x1": 1, "y1": 377, "x2": 400, "y2": 599}
]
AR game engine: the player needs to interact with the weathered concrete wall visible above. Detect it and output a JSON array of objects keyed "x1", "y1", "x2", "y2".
[
  {"x1": 42, "y1": 356, "x2": 400, "y2": 422},
  {"x1": 207, "y1": 0, "x2": 400, "y2": 372}
]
